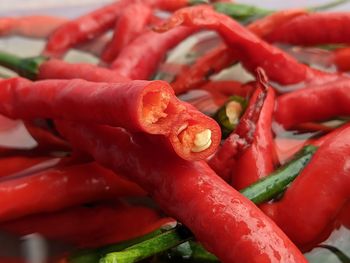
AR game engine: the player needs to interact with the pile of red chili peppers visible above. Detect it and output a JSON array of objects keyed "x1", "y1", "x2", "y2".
[{"x1": 0, "y1": 0, "x2": 350, "y2": 262}]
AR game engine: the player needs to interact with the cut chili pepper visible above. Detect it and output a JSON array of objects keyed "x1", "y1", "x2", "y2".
[
  {"x1": 261, "y1": 125, "x2": 350, "y2": 248},
  {"x1": 209, "y1": 69, "x2": 269, "y2": 181},
  {"x1": 0, "y1": 77, "x2": 220, "y2": 160},
  {"x1": 157, "y1": 6, "x2": 337, "y2": 86},
  {"x1": 0, "y1": 203, "x2": 163, "y2": 249},
  {"x1": 266, "y1": 13, "x2": 350, "y2": 46},
  {"x1": 101, "y1": 3, "x2": 152, "y2": 63},
  {"x1": 110, "y1": 27, "x2": 196, "y2": 80},
  {"x1": 56, "y1": 120, "x2": 307, "y2": 262},
  {"x1": 275, "y1": 79, "x2": 350, "y2": 129},
  {"x1": 231, "y1": 85, "x2": 277, "y2": 189}
]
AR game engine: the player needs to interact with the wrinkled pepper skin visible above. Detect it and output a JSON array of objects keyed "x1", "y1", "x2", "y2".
[
  {"x1": 262, "y1": 126, "x2": 350, "y2": 248},
  {"x1": 38, "y1": 59, "x2": 130, "y2": 82},
  {"x1": 110, "y1": 27, "x2": 195, "y2": 80},
  {"x1": 0, "y1": 204, "x2": 163, "y2": 248},
  {"x1": 56, "y1": 121, "x2": 307, "y2": 263},
  {"x1": 0, "y1": 162, "x2": 145, "y2": 222},
  {"x1": 231, "y1": 87, "x2": 277, "y2": 189},
  {"x1": 155, "y1": 6, "x2": 332, "y2": 85},
  {"x1": 275, "y1": 79, "x2": 350, "y2": 129},
  {"x1": 101, "y1": 3, "x2": 152, "y2": 63},
  {"x1": 266, "y1": 13, "x2": 350, "y2": 46}
]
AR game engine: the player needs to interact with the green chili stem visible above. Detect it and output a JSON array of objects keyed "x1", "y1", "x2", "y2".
[
  {"x1": 241, "y1": 145, "x2": 317, "y2": 204},
  {"x1": 189, "y1": 0, "x2": 209, "y2": 5},
  {"x1": 100, "y1": 225, "x2": 192, "y2": 263},
  {"x1": 0, "y1": 51, "x2": 46, "y2": 80}
]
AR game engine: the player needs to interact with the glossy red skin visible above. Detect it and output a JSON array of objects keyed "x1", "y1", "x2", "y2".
[
  {"x1": 0, "y1": 162, "x2": 145, "y2": 222},
  {"x1": 0, "y1": 16, "x2": 67, "y2": 38},
  {"x1": 101, "y1": 3, "x2": 152, "y2": 63},
  {"x1": 0, "y1": 204, "x2": 162, "y2": 248},
  {"x1": 333, "y1": 47, "x2": 350, "y2": 72},
  {"x1": 0, "y1": 78, "x2": 178, "y2": 134},
  {"x1": 209, "y1": 80, "x2": 268, "y2": 181},
  {"x1": 172, "y1": 44, "x2": 236, "y2": 94},
  {"x1": 38, "y1": 59, "x2": 130, "y2": 83},
  {"x1": 155, "y1": 6, "x2": 334, "y2": 85},
  {"x1": 0, "y1": 156, "x2": 51, "y2": 178},
  {"x1": 266, "y1": 13, "x2": 350, "y2": 46},
  {"x1": 110, "y1": 27, "x2": 196, "y2": 80},
  {"x1": 43, "y1": 0, "x2": 133, "y2": 57},
  {"x1": 262, "y1": 126, "x2": 350, "y2": 247},
  {"x1": 57, "y1": 121, "x2": 306, "y2": 263},
  {"x1": 231, "y1": 88, "x2": 277, "y2": 189},
  {"x1": 275, "y1": 79, "x2": 350, "y2": 129}
]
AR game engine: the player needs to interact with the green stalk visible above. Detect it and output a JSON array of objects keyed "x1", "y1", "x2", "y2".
[
  {"x1": 189, "y1": 0, "x2": 209, "y2": 5},
  {"x1": 241, "y1": 145, "x2": 317, "y2": 204},
  {"x1": 100, "y1": 225, "x2": 192, "y2": 263},
  {"x1": 70, "y1": 146, "x2": 317, "y2": 263},
  {"x1": 0, "y1": 51, "x2": 46, "y2": 80}
]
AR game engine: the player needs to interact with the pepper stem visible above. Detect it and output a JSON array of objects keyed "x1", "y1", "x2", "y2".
[
  {"x1": 0, "y1": 50, "x2": 47, "y2": 80},
  {"x1": 189, "y1": 0, "x2": 209, "y2": 6},
  {"x1": 308, "y1": 0, "x2": 350, "y2": 12}
]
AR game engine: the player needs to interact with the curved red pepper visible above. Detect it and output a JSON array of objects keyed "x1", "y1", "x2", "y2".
[
  {"x1": 156, "y1": 6, "x2": 341, "y2": 86},
  {"x1": 101, "y1": 3, "x2": 152, "y2": 63},
  {"x1": 56, "y1": 121, "x2": 307, "y2": 262},
  {"x1": 110, "y1": 27, "x2": 196, "y2": 80},
  {"x1": 0, "y1": 203, "x2": 164, "y2": 248},
  {"x1": 262, "y1": 125, "x2": 350, "y2": 248},
  {"x1": 275, "y1": 79, "x2": 350, "y2": 129},
  {"x1": 0, "y1": 78, "x2": 220, "y2": 161},
  {"x1": 209, "y1": 70, "x2": 269, "y2": 181},
  {"x1": 0, "y1": 161, "x2": 145, "y2": 222},
  {"x1": 231, "y1": 86, "x2": 277, "y2": 189},
  {"x1": 38, "y1": 59, "x2": 130, "y2": 82},
  {"x1": 266, "y1": 13, "x2": 350, "y2": 46}
]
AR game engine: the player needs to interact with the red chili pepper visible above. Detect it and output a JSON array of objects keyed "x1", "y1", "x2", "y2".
[
  {"x1": 0, "y1": 156, "x2": 51, "y2": 178},
  {"x1": 56, "y1": 120, "x2": 307, "y2": 262},
  {"x1": 261, "y1": 125, "x2": 350, "y2": 248},
  {"x1": 0, "y1": 161, "x2": 145, "y2": 222},
  {"x1": 38, "y1": 59, "x2": 130, "y2": 82},
  {"x1": 231, "y1": 85, "x2": 277, "y2": 189},
  {"x1": 110, "y1": 27, "x2": 196, "y2": 80},
  {"x1": 0, "y1": 78, "x2": 220, "y2": 161},
  {"x1": 209, "y1": 69, "x2": 269, "y2": 181},
  {"x1": 0, "y1": 203, "x2": 164, "y2": 248},
  {"x1": 101, "y1": 3, "x2": 152, "y2": 63},
  {"x1": 266, "y1": 13, "x2": 350, "y2": 46},
  {"x1": 338, "y1": 202, "x2": 350, "y2": 229},
  {"x1": 43, "y1": 0, "x2": 133, "y2": 57},
  {"x1": 201, "y1": 80, "x2": 254, "y2": 98},
  {"x1": 0, "y1": 16, "x2": 67, "y2": 38},
  {"x1": 155, "y1": 6, "x2": 335, "y2": 85},
  {"x1": 275, "y1": 79, "x2": 350, "y2": 129},
  {"x1": 171, "y1": 44, "x2": 236, "y2": 94},
  {"x1": 333, "y1": 47, "x2": 350, "y2": 72}
]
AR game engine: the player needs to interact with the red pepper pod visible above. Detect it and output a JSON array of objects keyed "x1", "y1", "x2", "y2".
[
  {"x1": 38, "y1": 59, "x2": 130, "y2": 83},
  {"x1": 275, "y1": 79, "x2": 350, "y2": 129},
  {"x1": 56, "y1": 121, "x2": 307, "y2": 263},
  {"x1": 231, "y1": 87, "x2": 277, "y2": 189},
  {"x1": 0, "y1": 204, "x2": 163, "y2": 248},
  {"x1": 266, "y1": 13, "x2": 350, "y2": 46},
  {"x1": 0, "y1": 16, "x2": 67, "y2": 38},
  {"x1": 101, "y1": 3, "x2": 152, "y2": 63},
  {"x1": 262, "y1": 125, "x2": 350, "y2": 248},
  {"x1": 43, "y1": 0, "x2": 132, "y2": 57},
  {"x1": 110, "y1": 27, "x2": 196, "y2": 80},
  {"x1": 0, "y1": 78, "x2": 183, "y2": 135},
  {"x1": 0, "y1": 161, "x2": 146, "y2": 222},
  {"x1": 155, "y1": 6, "x2": 332, "y2": 85}
]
